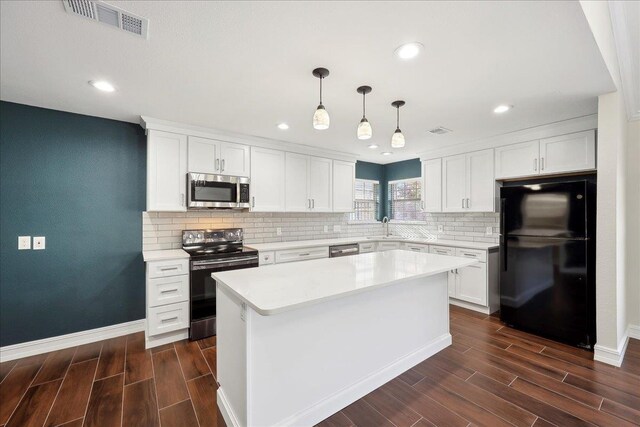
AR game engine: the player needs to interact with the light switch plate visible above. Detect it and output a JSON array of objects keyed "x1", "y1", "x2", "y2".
[
  {"x1": 485, "y1": 227, "x2": 493, "y2": 236},
  {"x1": 333, "y1": 225, "x2": 341, "y2": 232},
  {"x1": 18, "y1": 236, "x2": 31, "y2": 250},
  {"x1": 276, "y1": 227, "x2": 282, "y2": 236},
  {"x1": 33, "y1": 236, "x2": 46, "y2": 250},
  {"x1": 437, "y1": 225, "x2": 444, "y2": 233}
]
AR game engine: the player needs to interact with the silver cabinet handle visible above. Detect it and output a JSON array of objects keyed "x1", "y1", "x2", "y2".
[
  {"x1": 216, "y1": 159, "x2": 220, "y2": 171},
  {"x1": 160, "y1": 289, "x2": 178, "y2": 294},
  {"x1": 466, "y1": 198, "x2": 470, "y2": 209},
  {"x1": 161, "y1": 316, "x2": 178, "y2": 322},
  {"x1": 221, "y1": 159, "x2": 225, "y2": 172},
  {"x1": 299, "y1": 253, "x2": 310, "y2": 256},
  {"x1": 534, "y1": 158, "x2": 537, "y2": 171},
  {"x1": 308, "y1": 199, "x2": 311, "y2": 209},
  {"x1": 181, "y1": 193, "x2": 185, "y2": 206},
  {"x1": 462, "y1": 252, "x2": 476, "y2": 257},
  {"x1": 160, "y1": 267, "x2": 178, "y2": 271},
  {"x1": 251, "y1": 196, "x2": 255, "y2": 208},
  {"x1": 312, "y1": 199, "x2": 315, "y2": 208},
  {"x1": 541, "y1": 157, "x2": 544, "y2": 170},
  {"x1": 462, "y1": 198, "x2": 465, "y2": 208}
]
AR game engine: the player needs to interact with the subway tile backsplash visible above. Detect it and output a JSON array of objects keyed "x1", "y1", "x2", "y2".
[{"x1": 142, "y1": 211, "x2": 499, "y2": 251}]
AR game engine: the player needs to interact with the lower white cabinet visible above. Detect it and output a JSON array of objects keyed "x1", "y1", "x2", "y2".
[
  {"x1": 145, "y1": 257, "x2": 190, "y2": 348},
  {"x1": 402, "y1": 242, "x2": 429, "y2": 252},
  {"x1": 275, "y1": 247, "x2": 329, "y2": 263},
  {"x1": 259, "y1": 251, "x2": 275, "y2": 265},
  {"x1": 377, "y1": 242, "x2": 401, "y2": 251},
  {"x1": 452, "y1": 263, "x2": 487, "y2": 306},
  {"x1": 359, "y1": 242, "x2": 376, "y2": 253}
]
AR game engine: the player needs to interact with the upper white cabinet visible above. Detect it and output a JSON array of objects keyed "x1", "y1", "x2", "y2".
[
  {"x1": 422, "y1": 159, "x2": 442, "y2": 212},
  {"x1": 187, "y1": 136, "x2": 250, "y2": 177},
  {"x1": 332, "y1": 160, "x2": 356, "y2": 212},
  {"x1": 285, "y1": 154, "x2": 333, "y2": 212},
  {"x1": 442, "y1": 149, "x2": 495, "y2": 213},
  {"x1": 494, "y1": 130, "x2": 596, "y2": 179},
  {"x1": 147, "y1": 130, "x2": 188, "y2": 212},
  {"x1": 250, "y1": 147, "x2": 285, "y2": 212},
  {"x1": 494, "y1": 140, "x2": 539, "y2": 180},
  {"x1": 539, "y1": 130, "x2": 596, "y2": 175}
]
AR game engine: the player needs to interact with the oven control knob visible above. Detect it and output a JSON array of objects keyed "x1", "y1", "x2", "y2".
[{"x1": 188, "y1": 234, "x2": 194, "y2": 240}]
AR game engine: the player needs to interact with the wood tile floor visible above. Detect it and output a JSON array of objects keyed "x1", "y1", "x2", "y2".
[{"x1": 1, "y1": 305, "x2": 639, "y2": 426}]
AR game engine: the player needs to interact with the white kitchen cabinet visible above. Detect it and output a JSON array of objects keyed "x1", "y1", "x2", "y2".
[
  {"x1": 442, "y1": 154, "x2": 467, "y2": 212},
  {"x1": 422, "y1": 159, "x2": 442, "y2": 212},
  {"x1": 309, "y1": 157, "x2": 333, "y2": 212},
  {"x1": 250, "y1": 147, "x2": 286, "y2": 212},
  {"x1": 377, "y1": 241, "x2": 401, "y2": 251},
  {"x1": 332, "y1": 160, "x2": 356, "y2": 212},
  {"x1": 285, "y1": 154, "x2": 333, "y2": 212},
  {"x1": 539, "y1": 130, "x2": 596, "y2": 175},
  {"x1": 275, "y1": 246, "x2": 329, "y2": 263},
  {"x1": 259, "y1": 251, "x2": 275, "y2": 266},
  {"x1": 442, "y1": 149, "x2": 494, "y2": 212},
  {"x1": 454, "y1": 263, "x2": 487, "y2": 306},
  {"x1": 187, "y1": 136, "x2": 250, "y2": 177},
  {"x1": 358, "y1": 242, "x2": 376, "y2": 253},
  {"x1": 494, "y1": 140, "x2": 539, "y2": 180},
  {"x1": 147, "y1": 130, "x2": 188, "y2": 212},
  {"x1": 402, "y1": 242, "x2": 429, "y2": 252},
  {"x1": 285, "y1": 153, "x2": 310, "y2": 212},
  {"x1": 494, "y1": 130, "x2": 596, "y2": 180}
]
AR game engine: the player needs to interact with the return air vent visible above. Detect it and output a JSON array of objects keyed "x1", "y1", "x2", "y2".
[
  {"x1": 62, "y1": 0, "x2": 148, "y2": 39},
  {"x1": 426, "y1": 126, "x2": 452, "y2": 135}
]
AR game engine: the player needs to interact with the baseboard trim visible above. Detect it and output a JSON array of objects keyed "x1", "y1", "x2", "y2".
[
  {"x1": 628, "y1": 324, "x2": 640, "y2": 340},
  {"x1": 449, "y1": 298, "x2": 491, "y2": 315},
  {"x1": 217, "y1": 388, "x2": 243, "y2": 427},
  {"x1": 594, "y1": 330, "x2": 630, "y2": 367},
  {"x1": 0, "y1": 319, "x2": 146, "y2": 362}
]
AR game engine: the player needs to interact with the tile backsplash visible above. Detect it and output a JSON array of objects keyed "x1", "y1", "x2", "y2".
[{"x1": 142, "y1": 211, "x2": 499, "y2": 251}]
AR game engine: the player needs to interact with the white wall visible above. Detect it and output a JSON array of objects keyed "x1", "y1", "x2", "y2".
[{"x1": 626, "y1": 120, "x2": 640, "y2": 332}]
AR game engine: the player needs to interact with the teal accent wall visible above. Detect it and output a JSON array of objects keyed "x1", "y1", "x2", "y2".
[
  {"x1": 356, "y1": 158, "x2": 422, "y2": 219},
  {"x1": 0, "y1": 101, "x2": 146, "y2": 346}
]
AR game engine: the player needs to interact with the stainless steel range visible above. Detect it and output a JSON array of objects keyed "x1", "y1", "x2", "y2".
[{"x1": 182, "y1": 228, "x2": 258, "y2": 340}]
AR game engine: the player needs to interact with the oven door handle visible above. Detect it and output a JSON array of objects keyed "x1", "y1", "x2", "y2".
[{"x1": 191, "y1": 256, "x2": 258, "y2": 270}]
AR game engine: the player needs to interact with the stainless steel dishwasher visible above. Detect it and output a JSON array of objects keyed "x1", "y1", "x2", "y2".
[{"x1": 329, "y1": 243, "x2": 360, "y2": 257}]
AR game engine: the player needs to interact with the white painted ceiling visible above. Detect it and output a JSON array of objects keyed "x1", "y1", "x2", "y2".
[{"x1": 0, "y1": 1, "x2": 614, "y2": 163}]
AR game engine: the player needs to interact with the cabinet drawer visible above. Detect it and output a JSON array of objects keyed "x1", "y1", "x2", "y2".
[
  {"x1": 402, "y1": 243, "x2": 429, "y2": 252},
  {"x1": 275, "y1": 246, "x2": 329, "y2": 263},
  {"x1": 455, "y1": 248, "x2": 487, "y2": 262},
  {"x1": 429, "y1": 245, "x2": 455, "y2": 256},
  {"x1": 147, "y1": 302, "x2": 189, "y2": 337},
  {"x1": 259, "y1": 251, "x2": 275, "y2": 265},
  {"x1": 147, "y1": 259, "x2": 189, "y2": 279},
  {"x1": 148, "y1": 275, "x2": 189, "y2": 308},
  {"x1": 359, "y1": 242, "x2": 376, "y2": 253},
  {"x1": 377, "y1": 242, "x2": 401, "y2": 251}
]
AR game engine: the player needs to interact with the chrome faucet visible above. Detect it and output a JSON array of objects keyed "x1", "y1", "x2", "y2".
[{"x1": 382, "y1": 216, "x2": 390, "y2": 237}]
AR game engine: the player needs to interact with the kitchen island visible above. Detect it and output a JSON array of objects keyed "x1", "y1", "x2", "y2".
[{"x1": 213, "y1": 249, "x2": 477, "y2": 427}]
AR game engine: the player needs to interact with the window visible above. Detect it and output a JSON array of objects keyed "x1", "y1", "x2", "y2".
[
  {"x1": 389, "y1": 178, "x2": 422, "y2": 221},
  {"x1": 350, "y1": 179, "x2": 379, "y2": 221}
]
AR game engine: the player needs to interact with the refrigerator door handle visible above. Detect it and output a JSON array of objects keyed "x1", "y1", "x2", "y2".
[{"x1": 500, "y1": 198, "x2": 506, "y2": 236}]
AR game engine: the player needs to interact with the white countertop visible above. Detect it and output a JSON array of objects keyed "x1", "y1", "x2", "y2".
[
  {"x1": 142, "y1": 249, "x2": 190, "y2": 262},
  {"x1": 246, "y1": 236, "x2": 498, "y2": 252},
  {"x1": 213, "y1": 250, "x2": 477, "y2": 316}
]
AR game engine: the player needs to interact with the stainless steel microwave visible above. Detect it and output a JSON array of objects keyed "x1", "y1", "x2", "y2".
[{"x1": 187, "y1": 173, "x2": 250, "y2": 209}]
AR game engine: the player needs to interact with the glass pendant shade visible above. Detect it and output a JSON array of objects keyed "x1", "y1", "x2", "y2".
[
  {"x1": 313, "y1": 104, "x2": 330, "y2": 130},
  {"x1": 357, "y1": 118, "x2": 372, "y2": 139},
  {"x1": 391, "y1": 129, "x2": 405, "y2": 148}
]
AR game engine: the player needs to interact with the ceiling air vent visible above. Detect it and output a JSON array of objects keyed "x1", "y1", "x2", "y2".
[
  {"x1": 62, "y1": 0, "x2": 149, "y2": 39},
  {"x1": 427, "y1": 126, "x2": 452, "y2": 135}
]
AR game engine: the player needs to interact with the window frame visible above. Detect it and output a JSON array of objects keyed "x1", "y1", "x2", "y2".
[
  {"x1": 349, "y1": 178, "x2": 380, "y2": 222},
  {"x1": 388, "y1": 177, "x2": 423, "y2": 222}
]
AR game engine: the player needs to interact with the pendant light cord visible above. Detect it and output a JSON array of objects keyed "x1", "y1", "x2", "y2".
[
  {"x1": 319, "y1": 77, "x2": 323, "y2": 105},
  {"x1": 396, "y1": 105, "x2": 400, "y2": 129},
  {"x1": 363, "y1": 92, "x2": 366, "y2": 118}
]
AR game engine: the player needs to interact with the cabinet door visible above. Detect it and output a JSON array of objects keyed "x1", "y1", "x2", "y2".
[
  {"x1": 539, "y1": 130, "x2": 596, "y2": 175},
  {"x1": 187, "y1": 136, "x2": 218, "y2": 174},
  {"x1": 447, "y1": 271, "x2": 456, "y2": 297},
  {"x1": 466, "y1": 149, "x2": 495, "y2": 212},
  {"x1": 220, "y1": 141, "x2": 251, "y2": 177},
  {"x1": 147, "y1": 131, "x2": 188, "y2": 212},
  {"x1": 309, "y1": 157, "x2": 333, "y2": 212},
  {"x1": 456, "y1": 263, "x2": 487, "y2": 306},
  {"x1": 494, "y1": 140, "x2": 540, "y2": 179},
  {"x1": 285, "y1": 152, "x2": 310, "y2": 212},
  {"x1": 442, "y1": 154, "x2": 467, "y2": 212},
  {"x1": 250, "y1": 147, "x2": 285, "y2": 212},
  {"x1": 422, "y1": 159, "x2": 442, "y2": 212},
  {"x1": 333, "y1": 160, "x2": 355, "y2": 212}
]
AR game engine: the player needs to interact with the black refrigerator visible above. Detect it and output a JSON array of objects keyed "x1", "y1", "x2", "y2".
[{"x1": 499, "y1": 176, "x2": 596, "y2": 349}]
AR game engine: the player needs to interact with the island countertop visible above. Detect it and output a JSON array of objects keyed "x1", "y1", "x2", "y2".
[{"x1": 213, "y1": 249, "x2": 477, "y2": 316}]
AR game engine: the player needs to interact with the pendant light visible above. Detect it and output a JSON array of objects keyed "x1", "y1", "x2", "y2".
[
  {"x1": 312, "y1": 68, "x2": 330, "y2": 130},
  {"x1": 356, "y1": 86, "x2": 372, "y2": 140},
  {"x1": 390, "y1": 100, "x2": 406, "y2": 148}
]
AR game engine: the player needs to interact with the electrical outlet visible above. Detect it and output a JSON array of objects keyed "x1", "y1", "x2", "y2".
[
  {"x1": 333, "y1": 225, "x2": 341, "y2": 232},
  {"x1": 324, "y1": 225, "x2": 328, "y2": 233},
  {"x1": 276, "y1": 227, "x2": 282, "y2": 236},
  {"x1": 18, "y1": 236, "x2": 31, "y2": 250},
  {"x1": 485, "y1": 227, "x2": 493, "y2": 236},
  {"x1": 437, "y1": 225, "x2": 444, "y2": 233},
  {"x1": 33, "y1": 236, "x2": 46, "y2": 250}
]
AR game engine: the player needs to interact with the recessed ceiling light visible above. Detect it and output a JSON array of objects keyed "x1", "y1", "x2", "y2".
[
  {"x1": 368, "y1": 144, "x2": 379, "y2": 149},
  {"x1": 381, "y1": 152, "x2": 393, "y2": 156},
  {"x1": 394, "y1": 42, "x2": 423, "y2": 60},
  {"x1": 493, "y1": 105, "x2": 513, "y2": 114},
  {"x1": 89, "y1": 80, "x2": 115, "y2": 92},
  {"x1": 277, "y1": 123, "x2": 289, "y2": 130}
]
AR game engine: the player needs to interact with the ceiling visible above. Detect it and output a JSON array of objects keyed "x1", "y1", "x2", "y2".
[{"x1": 0, "y1": 1, "x2": 614, "y2": 163}]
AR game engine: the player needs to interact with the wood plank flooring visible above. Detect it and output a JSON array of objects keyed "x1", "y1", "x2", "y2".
[{"x1": 0, "y1": 306, "x2": 638, "y2": 427}]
